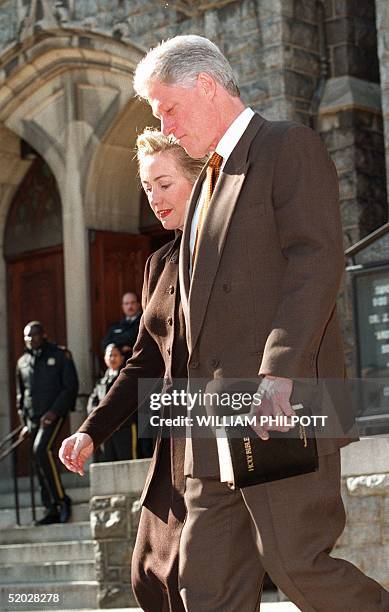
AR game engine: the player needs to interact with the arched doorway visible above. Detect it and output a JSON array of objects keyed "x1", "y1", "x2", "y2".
[{"x1": 4, "y1": 153, "x2": 69, "y2": 474}]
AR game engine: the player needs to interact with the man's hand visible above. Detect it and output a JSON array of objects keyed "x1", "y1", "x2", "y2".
[
  {"x1": 59, "y1": 433, "x2": 94, "y2": 476},
  {"x1": 250, "y1": 375, "x2": 295, "y2": 440},
  {"x1": 40, "y1": 410, "x2": 58, "y2": 427}
]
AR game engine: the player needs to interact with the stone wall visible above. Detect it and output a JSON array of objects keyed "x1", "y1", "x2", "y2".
[
  {"x1": 91, "y1": 493, "x2": 141, "y2": 608},
  {"x1": 89, "y1": 458, "x2": 150, "y2": 609},
  {"x1": 334, "y1": 439, "x2": 389, "y2": 591},
  {"x1": 0, "y1": 0, "x2": 322, "y2": 122},
  {"x1": 377, "y1": 0, "x2": 389, "y2": 208},
  {"x1": 334, "y1": 474, "x2": 389, "y2": 590},
  {"x1": 325, "y1": 0, "x2": 379, "y2": 81}
]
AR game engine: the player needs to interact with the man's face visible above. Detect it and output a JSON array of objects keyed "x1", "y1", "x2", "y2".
[
  {"x1": 148, "y1": 78, "x2": 218, "y2": 158},
  {"x1": 122, "y1": 293, "x2": 140, "y2": 318},
  {"x1": 24, "y1": 325, "x2": 44, "y2": 350}
]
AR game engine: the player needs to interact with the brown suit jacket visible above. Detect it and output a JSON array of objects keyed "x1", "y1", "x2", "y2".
[
  {"x1": 179, "y1": 113, "x2": 356, "y2": 477},
  {"x1": 78, "y1": 234, "x2": 188, "y2": 504}
]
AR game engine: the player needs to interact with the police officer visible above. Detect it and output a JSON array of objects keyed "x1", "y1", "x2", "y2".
[
  {"x1": 16, "y1": 321, "x2": 79, "y2": 525},
  {"x1": 102, "y1": 292, "x2": 141, "y2": 359}
]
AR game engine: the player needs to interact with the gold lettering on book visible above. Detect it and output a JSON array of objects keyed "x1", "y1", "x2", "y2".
[{"x1": 243, "y1": 437, "x2": 255, "y2": 471}]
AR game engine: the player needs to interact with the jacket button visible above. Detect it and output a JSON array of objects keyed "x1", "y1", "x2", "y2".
[
  {"x1": 168, "y1": 285, "x2": 175, "y2": 294},
  {"x1": 167, "y1": 316, "x2": 173, "y2": 326},
  {"x1": 190, "y1": 360, "x2": 199, "y2": 369},
  {"x1": 222, "y1": 282, "x2": 231, "y2": 293},
  {"x1": 211, "y1": 358, "x2": 219, "y2": 368}
]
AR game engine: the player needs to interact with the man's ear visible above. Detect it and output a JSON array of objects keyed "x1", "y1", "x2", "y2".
[{"x1": 197, "y1": 72, "x2": 216, "y2": 99}]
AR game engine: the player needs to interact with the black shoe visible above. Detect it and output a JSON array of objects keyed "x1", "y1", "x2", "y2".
[
  {"x1": 58, "y1": 495, "x2": 72, "y2": 523},
  {"x1": 34, "y1": 508, "x2": 60, "y2": 526}
]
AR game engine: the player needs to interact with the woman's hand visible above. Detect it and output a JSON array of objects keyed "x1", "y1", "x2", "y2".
[{"x1": 59, "y1": 432, "x2": 93, "y2": 476}]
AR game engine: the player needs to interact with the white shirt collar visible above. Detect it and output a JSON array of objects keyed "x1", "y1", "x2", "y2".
[{"x1": 215, "y1": 107, "x2": 255, "y2": 167}]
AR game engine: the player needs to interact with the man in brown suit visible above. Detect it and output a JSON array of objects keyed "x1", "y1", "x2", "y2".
[{"x1": 134, "y1": 35, "x2": 389, "y2": 610}]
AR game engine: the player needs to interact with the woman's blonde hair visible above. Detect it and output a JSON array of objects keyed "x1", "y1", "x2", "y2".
[{"x1": 136, "y1": 127, "x2": 207, "y2": 183}]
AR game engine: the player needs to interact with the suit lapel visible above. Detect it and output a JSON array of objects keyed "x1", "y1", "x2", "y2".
[
  {"x1": 180, "y1": 113, "x2": 266, "y2": 355},
  {"x1": 179, "y1": 165, "x2": 207, "y2": 350},
  {"x1": 188, "y1": 166, "x2": 248, "y2": 354}
]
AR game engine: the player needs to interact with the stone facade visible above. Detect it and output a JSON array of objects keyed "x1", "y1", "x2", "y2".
[
  {"x1": 335, "y1": 476, "x2": 389, "y2": 590},
  {"x1": 334, "y1": 439, "x2": 389, "y2": 591},
  {"x1": 377, "y1": 0, "x2": 389, "y2": 208}
]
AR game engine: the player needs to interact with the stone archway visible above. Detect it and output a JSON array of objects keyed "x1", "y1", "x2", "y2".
[
  {"x1": 0, "y1": 28, "x2": 147, "y2": 380},
  {"x1": 0, "y1": 125, "x2": 33, "y2": 453},
  {"x1": 0, "y1": 30, "x2": 151, "y2": 455}
]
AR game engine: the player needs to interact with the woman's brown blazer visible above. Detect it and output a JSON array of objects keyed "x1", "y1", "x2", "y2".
[{"x1": 78, "y1": 233, "x2": 188, "y2": 503}]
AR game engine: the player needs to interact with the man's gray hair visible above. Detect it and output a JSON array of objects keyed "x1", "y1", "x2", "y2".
[{"x1": 134, "y1": 35, "x2": 240, "y2": 98}]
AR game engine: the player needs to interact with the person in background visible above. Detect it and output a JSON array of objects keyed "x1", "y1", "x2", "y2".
[
  {"x1": 16, "y1": 321, "x2": 79, "y2": 525},
  {"x1": 87, "y1": 342, "x2": 139, "y2": 461},
  {"x1": 102, "y1": 292, "x2": 141, "y2": 360}
]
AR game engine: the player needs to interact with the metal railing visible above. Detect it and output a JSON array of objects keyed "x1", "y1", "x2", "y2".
[{"x1": 0, "y1": 425, "x2": 36, "y2": 525}]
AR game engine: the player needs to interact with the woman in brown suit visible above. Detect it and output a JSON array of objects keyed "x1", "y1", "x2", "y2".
[{"x1": 59, "y1": 129, "x2": 206, "y2": 612}]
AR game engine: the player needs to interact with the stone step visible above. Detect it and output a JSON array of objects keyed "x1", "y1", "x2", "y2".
[
  {"x1": 0, "y1": 560, "x2": 95, "y2": 584},
  {"x1": 0, "y1": 502, "x2": 90, "y2": 528},
  {"x1": 0, "y1": 486, "x2": 90, "y2": 509},
  {"x1": 20, "y1": 605, "x2": 299, "y2": 612},
  {"x1": 0, "y1": 581, "x2": 98, "y2": 611},
  {"x1": 0, "y1": 540, "x2": 94, "y2": 564},
  {"x1": 0, "y1": 521, "x2": 91, "y2": 544},
  {"x1": 0, "y1": 472, "x2": 89, "y2": 494}
]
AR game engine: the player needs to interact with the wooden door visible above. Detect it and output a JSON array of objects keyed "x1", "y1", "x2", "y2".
[
  {"x1": 7, "y1": 246, "x2": 69, "y2": 475},
  {"x1": 89, "y1": 231, "x2": 151, "y2": 378}
]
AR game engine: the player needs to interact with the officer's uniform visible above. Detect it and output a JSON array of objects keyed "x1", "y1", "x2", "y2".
[
  {"x1": 102, "y1": 314, "x2": 141, "y2": 356},
  {"x1": 16, "y1": 340, "x2": 79, "y2": 512}
]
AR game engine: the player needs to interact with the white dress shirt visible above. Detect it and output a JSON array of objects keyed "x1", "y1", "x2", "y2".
[{"x1": 189, "y1": 107, "x2": 255, "y2": 266}]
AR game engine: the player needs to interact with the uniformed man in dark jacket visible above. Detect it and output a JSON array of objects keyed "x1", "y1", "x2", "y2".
[
  {"x1": 16, "y1": 321, "x2": 79, "y2": 525},
  {"x1": 102, "y1": 292, "x2": 141, "y2": 359}
]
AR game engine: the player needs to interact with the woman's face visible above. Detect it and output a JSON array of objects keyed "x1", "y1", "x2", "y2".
[
  {"x1": 104, "y1": 346, "x2": 124, "y2": 371},
  {"x1": 140, "y1": 151, "x2": 194, "y2": 230}
]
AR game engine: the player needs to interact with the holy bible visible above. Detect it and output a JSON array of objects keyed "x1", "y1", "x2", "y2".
[{"x1": 216, "y1": 405, "x2": 319, "y2": 489}]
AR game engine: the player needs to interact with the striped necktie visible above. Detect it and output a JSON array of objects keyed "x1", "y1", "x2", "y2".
[{"x1": 192, "y1": 152, "x2": 223, "y2": 267}]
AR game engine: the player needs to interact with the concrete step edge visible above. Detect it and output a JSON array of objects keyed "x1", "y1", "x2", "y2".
[
  {"x1": 0, "y1": 520, "x2": 91, "y2": 543},
  {"x1": 0, "y1": 487, "x2": 91, "y2": 509},
  {"x1": 0, "y1": 539, "x2": 94, "y2": 549},
  {"x1": 0, "y1": 475, "x2": 90, "y2": 494},
  {"x1": 0, "y1": 559, "x2": 95, "y2": 568}
]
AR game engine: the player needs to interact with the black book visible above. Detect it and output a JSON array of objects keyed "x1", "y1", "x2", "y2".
[{"x1": 216, "y1": 405, "x2": 319, "y2": 490}]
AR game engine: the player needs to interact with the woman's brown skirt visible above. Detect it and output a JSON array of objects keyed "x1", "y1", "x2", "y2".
[{"x1": 131, "y1": 436, "x2": 186, "y2": 611}]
